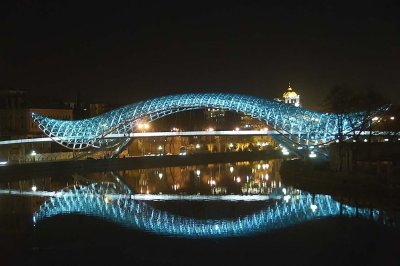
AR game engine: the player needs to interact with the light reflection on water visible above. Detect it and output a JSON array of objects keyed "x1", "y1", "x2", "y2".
[
  {"x1": 0, "y1": 160, "x2": 396, "y2": 238},
  {"x1": 33, "y1": 182, "x2": 386, "y2": 238},
  {"x1": 0, "y1": 159, "x2": 283, "y2": 197}
]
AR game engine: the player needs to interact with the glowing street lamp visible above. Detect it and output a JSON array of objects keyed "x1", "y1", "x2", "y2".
[
  {"x1": 138, "y1": 122, "x2": 150, "y2": 131},
  {"x1": 281, "y1": 147, "x2": 289, "y2": 156},
  {"x1": 31, "y1": 150, "x2": 37, "y2": 162}
]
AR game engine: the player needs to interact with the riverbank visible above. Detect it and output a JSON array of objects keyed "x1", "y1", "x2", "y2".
[{"x1": 0, "y1": 150, "x2": 281, "y2": 180}]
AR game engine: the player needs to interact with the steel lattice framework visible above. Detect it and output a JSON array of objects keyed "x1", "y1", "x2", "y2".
[
  {"x1": 32, "y1": 93, "x2": 386, "y2": 150},
  {"x1": 34, "y1": 182, "x2": 384, "y2": 238}
]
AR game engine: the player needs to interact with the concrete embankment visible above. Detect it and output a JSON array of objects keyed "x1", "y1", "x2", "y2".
[{"x1": 0, "y1": 150, "x2": 281, "y2": 180}]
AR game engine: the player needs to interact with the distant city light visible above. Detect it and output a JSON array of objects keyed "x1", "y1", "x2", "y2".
[
  {"x1": 372, "y1": 117, "x2": 379, "y2": 121},
  {"x1": 196, "y1": 169, "x2": 201, "y2": 176},
  {"x1": 32, "y1": 185, "x2": 37, "y2": 192},
  {"x1": 207, "y1": 127, "x2": 214, "y2": 132},
  {"x1": 229, "y1": 166, "x2": 234, "y2": 173},
  {"x1": 195, "y1": 143, "x2": 200, "y2": 149},
  {"x1": 158, "y1": 173, "x2": 163, "y2": 179},
  {"x1": 390, "y1": 116, "x2": 395, "y2": 120},
  {"x1": 236, "y1": 177, "x2": 241, "y2": 183},
  {"x1": 31, "y1": 150, "x2": 37, "y2": 156},
  {"x1": 0, "y1": 161, "x2": 7, "y2": 166},
  {"x1": 309, "y1": 151, "x2": 317, "y2": 158}
]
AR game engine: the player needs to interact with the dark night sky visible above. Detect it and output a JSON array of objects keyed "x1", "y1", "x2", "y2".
[{"x1": 1, "y1": 0, "x2": 399, "y2": 109}]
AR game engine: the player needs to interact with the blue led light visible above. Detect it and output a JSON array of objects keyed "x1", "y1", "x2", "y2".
[
  {"x1": 33, "y1": 183, "x2": 384, "y2": 238},
  {"x1": 32, "y1": 93, "x2": 388, "y2": 150}
]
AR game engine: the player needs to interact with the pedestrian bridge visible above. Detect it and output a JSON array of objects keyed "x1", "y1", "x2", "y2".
[{"x1": 32, "y1": 93, "x2": 387, "y2": 151}]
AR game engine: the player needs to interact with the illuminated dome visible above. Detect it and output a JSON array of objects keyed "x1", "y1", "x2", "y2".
[
  {"x1": 283, "y1": 85, "x2": 299, "y2": 98},
  {"x1": 282, "y1": 83, "x2": 301, "y2": 107}
]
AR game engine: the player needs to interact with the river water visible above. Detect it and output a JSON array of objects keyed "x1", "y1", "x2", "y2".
[{"x1": 1, "y1": 159, "x2": 399, "y2": 265}]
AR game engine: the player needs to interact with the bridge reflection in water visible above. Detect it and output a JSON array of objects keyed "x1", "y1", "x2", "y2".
[{"x1": 34, "y1": 181, "x2": 385, "y2": 238}]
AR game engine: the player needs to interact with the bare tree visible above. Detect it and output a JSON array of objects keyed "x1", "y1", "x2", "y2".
[{"x1": 324, "y1": 85, "x2": 388, "y2": 171}]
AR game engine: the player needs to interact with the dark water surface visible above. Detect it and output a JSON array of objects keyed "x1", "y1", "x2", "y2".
[{"x1": 1, "y1": 160, "x2": 399, "y2": 265}]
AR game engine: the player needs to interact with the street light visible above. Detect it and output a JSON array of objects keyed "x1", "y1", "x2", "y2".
[
  {"x1": 137, "y1": 122, "x2": 150, "y2": 131},
  {"x1": 158, "y1": 145, "x2": 163, "y2": 155},
  {"x1": 31, "y1": 150, "x2": 37, "y2": 162}
]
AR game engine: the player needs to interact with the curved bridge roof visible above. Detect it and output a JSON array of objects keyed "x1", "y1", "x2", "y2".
[{"x1": 32, "y1": 93, "x2": 381, "y2": 150}]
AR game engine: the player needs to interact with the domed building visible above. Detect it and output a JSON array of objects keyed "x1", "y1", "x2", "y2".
[{"x1": 282, "y1": 83, "x2": 301, "y2": 107}]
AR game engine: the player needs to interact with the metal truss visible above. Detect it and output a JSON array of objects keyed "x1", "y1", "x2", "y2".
[
  {"x1": 34, "y1": 182, "x2": 384, "y2": 238},
  {"x1": 32, "y1": 93, "x2": 388, "y2": 150}
]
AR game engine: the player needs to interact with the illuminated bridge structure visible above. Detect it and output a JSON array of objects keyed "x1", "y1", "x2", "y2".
[
  {"x1": 34, "y1": 182, "x2": 384, "y2": 238},
  {"x1": 32, "y1": 93, "x2": 387, "y2": 153}
]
